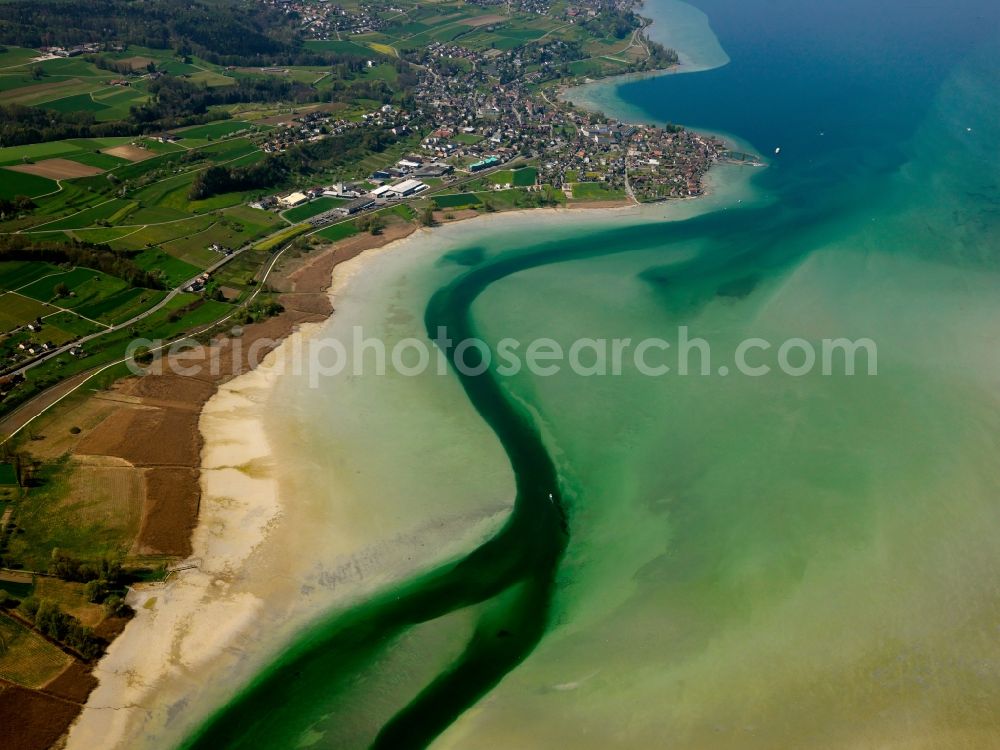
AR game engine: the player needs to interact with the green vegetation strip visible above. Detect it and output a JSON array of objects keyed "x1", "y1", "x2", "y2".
[
  {"x1": 256, "y1": 223, "x2": 310, "y2": 252},
  {"x1": 434, "y1": 193, "x2": 482, "y2": 208}
]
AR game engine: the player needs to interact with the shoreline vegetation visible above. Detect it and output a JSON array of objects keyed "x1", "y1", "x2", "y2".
[{"x1": 0, "y1": 0, "x2": 758, "y2": 746}]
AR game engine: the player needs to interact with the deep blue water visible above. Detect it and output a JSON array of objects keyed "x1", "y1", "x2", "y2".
[{"x1": 621, "y1": 0, "x2": 999, "y2": 184}]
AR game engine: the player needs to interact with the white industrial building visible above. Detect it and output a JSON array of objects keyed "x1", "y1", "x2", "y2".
[
  {"x1": 279, "y1": 191, "x2": 309, "y2": 207},
  {"x1": 389, "y1": 179, "x2": 428, "y2": 197}
]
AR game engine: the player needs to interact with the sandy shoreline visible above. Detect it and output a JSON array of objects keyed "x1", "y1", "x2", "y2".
[{"x1": 62, "y1": 223, "x2": 424, "y2": 748}]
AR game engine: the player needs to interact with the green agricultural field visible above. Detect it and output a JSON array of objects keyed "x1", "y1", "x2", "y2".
[
  {"x1": 133, "y1": 248, "x2": 201, "y2": 287},
  {"x1": 160, "y1": 208, "x2": 285, "y2": 266},
  {"x1": 511, "y1": 166, "x2": 538, "y2": 186},
  {"x1": 126, "y1": 204, "x2": 192, "y2": 224},
  {"x1": 567, "y1": 57, "x2": 628, "y2": 77},
  {"x1": 304, "y1": 40, "x2": 383, "y2": 57},
  {"x1": 256, "y1": 223, "x2": 310, "y2": 252},
  {"x1": 41, "y1": 310, "x2": 103, "y2": 339},
  {"x1": 33, "y1": 57, "x2": 105, "y2": 78},
  {"x1": 109, "y1": 215, "x2": 216, "y2": 251},
  {"x1": 388, "y1": 203, "x2": 415, "y2": 221},
  {"x1": 0, "y1": 169, "x2": 59, "y2": 200},
  {"x1": 92, "y1": 87, "x2": 147, "y2": 105},
  {"x1": 0, "y1": 76, "x2": 104, "y2": 107},
  {"x1": 29, "y1": 198, "x2": 135, "y2": 231},
  {"x1": 217, "y1": 152, "x2": 265, "y2": 172},
  {"x1": 362, "y1": 63, "x2": 400, "y2": 84},
  {"x1": 1, "y1": 274, "x2": 232, "y2": 418},
  {"x1": 188, "y1": 190, "x2": 256, "y2": 213},
  {"x1": 224, "y1": 205, "x2": 285, "y2": 232},
  {"x1": 282, "y1": 197, "x2": 348, "y2": 223},
  {"x1": 0, "y1": 141, "x2": 83, "y2": 166},
  {"x1": 74, "y1": 286, "x2": 164, "y2": 325},
  {"x1": 104, "y1": 202, "x2": 140, "y2": 224},
  {"x1": 18, "y1": 266, "x2": 128, "y2": 309},
  {"x1": 64, "y1": 151, "x2": 130, "y2": 170},
  {"x1": 42, "y1": 92, "x2": 111, "y2": 114},
  {"x1": 0, "y1": 46, "x2": 40, "y2": 68},
  {"x1": 0, "y1": 73, "x2": 35, "y2": 93},
  {"x1": 487, "y1": 169, "x2": 514, "y2": 185},
  {"x1": 15, "y1": 195, "x2": 107, "y2": 230},
  {"x1": 199, "y1": 137, "x2": 261, "y2": 162},
  {"x1": 0, "y1": 292, "x2": 52, "y2": 332},
  {"x1": 2, "y1": 458, "x2": 134, "y2": 569},
  {"x1": 188, "y1": 70, "x2": 236, "y2": 87},
  {"x1": 128, "y1": 167, "x2": 256, "y2": 217},
  {"x1": 476, "y1": 186, "x2": 563, "y2": 210},
  {"x1": 453, "y1": 132, "x2": 482, "y2": 145},
  {"x1": 434, "y1": 192, "x2": 482, "y2": 208},
  {"x1": 0, "y1": 612, "x2": 72, "y2": 689},
  {"x1": 65, "y1": 136, "x2": 136, "y2": 150},
  {"x1": 156, "y1": 59, "x2": 201, "y2": 76},
  {"x1": 161, "y1": 227, "x2": 232, "y2": 268},
  {"x1": 132, "y1": 137, "x2": 186, "y2": 155},
  {"x1": 210, "y1": 248, "x2": 270, "y2": 289},
  {"x1": 136, "y1": 294, "x2": 233, "y2": 338},
  {"x1": 87, "y1": 89, "x2": 151, "y2": 121},
  {"x1": 66, "y1": 226, "x2": 142, "y2": 244},
  {"x1": 314, "y1": 221, "x2": 360, "y2": 243},
  {"x1": 175, "y1": 120, "x2": 253, "y2": 141},
  {"x1": 0, "y1": 261, "x2": 64, "y2": 291},
  {"x1": 129, "y1": 171, "x2": 198, "y2": 212},
  {"x1": 571, "y1": 181, "x2": 627, "y2": 200}
]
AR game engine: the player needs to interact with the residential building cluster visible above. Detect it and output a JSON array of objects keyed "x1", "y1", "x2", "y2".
[
  {"x1": 260, "y1": 0, "x2": 388, "y2": 37},
  {"x1": 247, "y1": 0, "x2": 723, "y2": 211},
  {"x1": 260, "y1": 105, "x2": 410, "y2": 154},
  {"x1": 410, "y1": 48, "x2": 723, "y2": 200},
  {"x1": 0, "y1": 317, "x2": 85, "y2": 375}
]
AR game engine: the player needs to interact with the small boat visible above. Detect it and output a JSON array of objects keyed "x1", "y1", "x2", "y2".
[{"x1": 774, "y1": 147, "x2": 782, "y2": 155}]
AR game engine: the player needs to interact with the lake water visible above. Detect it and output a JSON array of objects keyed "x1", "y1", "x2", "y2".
[{"x1": 184, "y1": 1, "x2": 1000, "y2": 747}]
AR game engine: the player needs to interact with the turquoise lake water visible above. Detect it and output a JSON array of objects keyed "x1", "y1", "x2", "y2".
[{"x1": 183, "y1": 1, "x2": 1000, "y2": 747}]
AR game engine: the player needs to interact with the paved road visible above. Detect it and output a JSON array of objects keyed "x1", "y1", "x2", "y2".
[
  {"x1": 1, "y1": 157, "x2": 524, "y2": 438},
  {"x1": 4, "y1": 242, "x2": 256, "y2": 379},
  {"x1": 0, "y1": 231, "x2": 295, "y2": 445}
]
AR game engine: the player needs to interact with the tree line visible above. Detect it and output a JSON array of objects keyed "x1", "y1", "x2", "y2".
[
  {"x1": 188, "y1": 126, "x2": 399, "y2": 200},
  {"x1": 131, "y1": 75, "x2": 316, "y2": 124},
  {"x1": 0, "y1": 0, "x2": 298, "y2": 63},
  {"x1": 0, "y1": 100, "x2": 222, "y2": 148},
  {"x1": 0, "y1": 73, "x2": 306, "y2": 146},
  {"x1": 15, "y1": 596, "x2": 105, "y2": 660},
  {"x1": 0, "y1": 236, "x2": 163, "y2": 289},
  {"x1": 0, "y1": 59, "x2": 418, "y2": 147}
]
